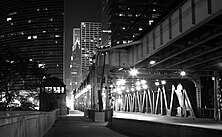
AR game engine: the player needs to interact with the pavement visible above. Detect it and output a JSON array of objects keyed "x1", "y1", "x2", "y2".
[
  {"x1": 113, "y1": 111, "x2": 222, "y2": 130},
  {"x1": 43, "y1": 110, "x2": 128, "y2": 137},
  {"x1": 43, "y1": 110, "x2": 222, "y2": 137}
]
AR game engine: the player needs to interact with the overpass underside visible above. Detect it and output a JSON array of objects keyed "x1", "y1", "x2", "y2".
[{"x1": 75, "y1": 0, "x2": 222, "y2": 121}]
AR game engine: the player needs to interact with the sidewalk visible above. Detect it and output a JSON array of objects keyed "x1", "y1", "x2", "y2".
[
  {"x1": 43, "y1": 110, "x2": 128, "y2": 137},
  {"x1": 112, "y1": 111, "x2": 222, "y2": 137}
]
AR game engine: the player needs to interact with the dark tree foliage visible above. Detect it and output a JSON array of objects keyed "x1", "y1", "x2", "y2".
[{"x1": 0, "y1": 50, "x2": 50, "y2": 111}]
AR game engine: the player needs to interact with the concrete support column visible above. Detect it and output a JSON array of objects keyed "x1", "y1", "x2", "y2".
[{"x1": 213, "y1": 71, "x2": 220, "y2": 120}]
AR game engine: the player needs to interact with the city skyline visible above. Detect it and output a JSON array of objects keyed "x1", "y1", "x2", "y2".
[{"x1": 64, "y1": 0, "x2": 102, "y2": 87}]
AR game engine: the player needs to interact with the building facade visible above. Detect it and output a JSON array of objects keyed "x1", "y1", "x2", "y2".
[
  {"x1": 101, "y1": 0, "x2": 183, "y2": 47},
  {"x1": 80, "y1": 22, "x2": 101, "y2": 80},
  {"x1": 70, "y1": 28, "x2": 81, "y2": 91},
  {"x1": 0, "y1": 0, "x2": 64, "y2": 80}
]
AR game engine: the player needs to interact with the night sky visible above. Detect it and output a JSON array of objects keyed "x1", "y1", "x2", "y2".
[{"x1": 64, "y1": 0, "x2": 102, "y2": 83}]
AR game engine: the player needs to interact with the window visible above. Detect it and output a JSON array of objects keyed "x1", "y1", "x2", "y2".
[
  {"x1": 119, "y1": 13, "x2": 124, "y2": 16},
  {"x1": 33, "y1": 35, "x2": 37, "y2": 39},
  {"x1": 7, "y1": 17, "x2": 12, "y2": 21},
  {"x1": 149, "y1": 20, "x2": 154, "y2": 25}
]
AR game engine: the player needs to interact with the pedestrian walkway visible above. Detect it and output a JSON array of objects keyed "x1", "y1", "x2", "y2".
[
  {"x1": 43, "y1": 110, "x2": 128, "y2": 137},
  {"x1": 112, "y1": 111, "x2": 222, "y2": 137},
  {"x1": 113, "y1": 111, "x2": 222, "y2": 130}
]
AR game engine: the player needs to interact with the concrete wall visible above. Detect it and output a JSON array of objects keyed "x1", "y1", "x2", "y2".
[
  {"x1": 108, "y1": 49, "x2": 129, "y2": 68},
  {"x1": 0, "y1": 110, "x2": 59, "y2": 137},
  {"x1": 111, "y1": 118, "x2": 222, "y2": 137}
]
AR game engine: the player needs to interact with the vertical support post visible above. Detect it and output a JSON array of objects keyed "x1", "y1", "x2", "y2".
[
  {"x1": 155, "y1": 88, "x2": 160, "y2": 114},
  {"x1": 148, "y1": 89, "x2": 153, "y2": 113},
  {"x1": 214, "y1": 71, "x2": 219, "y2": 120},
  {"x1": 152, "y1": 91, "x2": 155, "y2": 114},
  {"x1": 160, "y1": 89, "x2": 163, "y2": 115}
]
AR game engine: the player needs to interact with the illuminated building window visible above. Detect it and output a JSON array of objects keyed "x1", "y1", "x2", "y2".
[
  {"x1": 71, "y1": 56, "x2": 73, "y2": 60},
  {"x1": 139, "y1": 28, "x2": 143, "y2": 31},
  {"x1": 70, "y1": 65, "x2": 72, "y2": 68},
  {"x1": 128, "y1": 13, "x2": 133, "y2": 17},
  {"x1": 81, "y1": 22, "x2": 86, "y2": 27},
  {"x1": 8, "y1": 12, "x2": 17, "y2": 16},
  {"x1": 38, "y1": 63, "x2": 45, "y2": 68},
  {"x1": 119, "y1": 13, "x2": 124, "y2": 16},
  {"x1": 19, "y1": 32, "x2": 24, "y2": 35},
  {"x1": 37, "y1": 8, "x2": 40, "y2": 11},
  {"x1": 28, "y1": 36, "x2": 32, "y2": 39},
  {"x1": 55, "y1": 35, "x2": 60, "y2": 37},
  {"x1": 43, "y1": 30, "x2": 46, "y2": 33},
  {"x1": 7, "y1": 17, "x2": 12, "y2": 21},
  {"x1": 28, "y1": 19, "x2": 32, "y2": 23},
  {"x1": 135, "y1": 14, "x2": 140, "y2": 17},
  {"x1": 123, "y1": 40, "x2": 127, "y2": 44},
  {"x1": 33, "y1": 35, "x2": 37, "y2": 39},
  {"x1": 149, "y1": 20, "x2": 154, "y2": 25},
  {"x1": 152, "y1": 14, "x2": 160, "y2": 18}
]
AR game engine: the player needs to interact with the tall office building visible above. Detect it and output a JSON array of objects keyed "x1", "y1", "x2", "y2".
[
  {"x1": 70, "y1": 28, "x2": 81, "y2": 91},
  {"x1": 0, "y1": 0, "x2": 64, "y2": 80},
  {"x1": 80, "y1": 22, "x2": 101, "y2": 80},
  {"x1": 101, "y1": 0, "x2": 183, "y2": 47}
]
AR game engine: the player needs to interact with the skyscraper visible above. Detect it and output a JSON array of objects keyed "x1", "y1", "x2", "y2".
[
  {"x1": 70, "y1": 28, "x2": 81, "y2": 91},
  {"x1": 101, "y1": 0, "x2": 183, "y2": 47},
  {"x1": 80, "y1": 22, "x2": 101, "y2": 80},
  {"x1": 0, "y1": 0, "x2": 64, "y2": 80}
]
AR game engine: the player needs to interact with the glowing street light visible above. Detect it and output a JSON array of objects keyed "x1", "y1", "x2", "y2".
[
  {"x1": 86, "y1": 85, "x2": 91, "y2": 89},
  {"x1": 131, "y1": 87, "x2": 135, "y2": 92},
  {"x1": 180, "y1": 71, "x2": 186, "y2": 76},
  {"x1": 155, "y1": 81, "x2": 160, "y2": 86},
  {"x1": 161, "y1": 80, "x2": 166, "y2": 85},
  {"x1": 129, "y1": 68, "x2": 139, "y2": 76},
  {"x1": 135, "y1": 81, "x2": 141, "y2": 86},
  {"x1": 136, "y1": 86, "x2": 141, "y2": 91},
  {"x1": 149, "y1": 60, "x2": 156, "y2": 65},
  {"x1": 116, "y1": 79, "x2": 126, "y2": 86},
  {"x1": 142, "y1": 84, "x2": 148, "y2": 89},
  {"x1": 141, "y1": 79, "x2": 147, "y2": 85}
]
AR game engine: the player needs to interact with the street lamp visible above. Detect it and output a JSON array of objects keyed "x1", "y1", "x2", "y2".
[
  {"x1": 180, "y1": 71, "x2": 186, "y2": 76},
  {"x1": 129, "y1": 68, "x2": 139, "y2": 76},
  {"x1": 149, "y1": 60, "x2": 156, "y2": 65},
  {"x1": 155, "y1": 81, "x2": 160, "y2": 86}
]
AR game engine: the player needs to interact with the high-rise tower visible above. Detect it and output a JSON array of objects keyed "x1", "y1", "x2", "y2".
[
  {"x1": 70, "y1": 28, "x2": 81, "y2": 91},
  {"x1": 101, "y1": 0, "x2": 183, "y2": 47},
  {"x1": 80, "y1": 22, "x2": 101, "y2": 80},
  {"x1": 0, "y1": 0, "x2": 64, "y2": 80}
]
